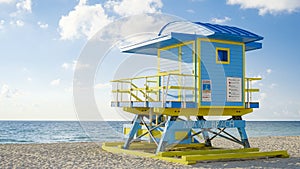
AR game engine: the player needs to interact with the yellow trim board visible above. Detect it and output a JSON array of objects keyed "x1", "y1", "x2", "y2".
[
  {"x1": 102, "y1": 143, "x2": 194, "y2": 165},
  {"x1": 159, "y1": 41, "x2": 195, "y2": 51},
  {"x1": 197, "y1": 38, "x2": 201, "y2": 107},
  {"x1": 102, "y1": 143, "x2": 154, "y2": 158},
  {"x1": 159, "y1": 148, "x2": 259, "y2": 157},
  {"x1": 178, "y1": 45, "x2": 182, "y2": 101},
  {"x1": 122, "y1": 107, "x2": 253, "y2": 116},
  {"x1": 152, "y1": 107, "x2": 253, "y2": 116},
  {"x1": 246, "y1": 77, "x2": 262, "y2": 81},
  {"x1": 182, "y1": 150, "x2": 289, "y2": 161},
  {"x1": 242, "y1": 43, "x2": 246, "y2": 108},
  {"x1": 245, "y1": 89, "x2": 260, "y2": 92},
  {"x1": 198, "y1": 38, "x2": 244, "y2": 46}
]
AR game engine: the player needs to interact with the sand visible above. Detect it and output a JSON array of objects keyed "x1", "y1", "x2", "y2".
[{"x1": 0, "y1": 136, "x2": 299, "y2": 169}]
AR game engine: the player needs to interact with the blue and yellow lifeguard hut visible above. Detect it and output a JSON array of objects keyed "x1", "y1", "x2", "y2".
[{"x1": 103, "y1": 21, "x2": 288, "y2": 164}]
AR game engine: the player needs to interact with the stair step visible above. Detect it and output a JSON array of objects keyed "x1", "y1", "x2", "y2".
[
  {"x1": 159, "y1": 148, "x2": 259, "y2": 157},
  {"x1": 182, "y1": 150, "x2": 289, "y2": 162}
]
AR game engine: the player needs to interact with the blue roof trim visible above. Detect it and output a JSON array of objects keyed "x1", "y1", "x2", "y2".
[
  {"x1": 193, "y1": 22, "x2": 263, "y2": 43},
  {"x1": 245, "y1": 42, "x2": 262, "y2": 51}
]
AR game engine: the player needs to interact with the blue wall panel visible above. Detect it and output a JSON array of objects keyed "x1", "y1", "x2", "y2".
[{"x1": 200, "y1": 41, "x2": 244, "y2": 107}]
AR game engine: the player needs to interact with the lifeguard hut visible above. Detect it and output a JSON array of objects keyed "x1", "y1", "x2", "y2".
[{"x1": 103, "y1": 21, "x2": 289, "y2": 164}]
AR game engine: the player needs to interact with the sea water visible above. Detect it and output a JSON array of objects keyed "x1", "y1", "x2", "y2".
[{"x1": 0, "y1": 121, "x2": 299, "y2": 144}]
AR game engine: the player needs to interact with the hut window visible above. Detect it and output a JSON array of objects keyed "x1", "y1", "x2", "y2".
[{"x1": 216, "y1": 48, "x2": 230, "y2": 64}]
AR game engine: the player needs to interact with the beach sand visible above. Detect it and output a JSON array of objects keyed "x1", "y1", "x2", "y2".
[{"x1": 1, "y1": 136, "x2": 299, "y2": 169}]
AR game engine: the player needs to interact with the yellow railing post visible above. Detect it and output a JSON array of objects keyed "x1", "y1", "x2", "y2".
[
  {"x1": 244, "y1": 77, "x2": 262, "y2": 108},
  {"x1": 111, "y1": 73, "x2": 196, "y2": 104}
]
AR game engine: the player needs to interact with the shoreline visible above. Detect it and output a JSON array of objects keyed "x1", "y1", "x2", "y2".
[{"x1": 1, "y1": 136, "x2": 300, "y2": 169}]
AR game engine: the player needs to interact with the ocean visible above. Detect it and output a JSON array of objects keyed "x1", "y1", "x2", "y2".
[{"x1": 0, "y1": 121, "x2": 299, "y2": 144}]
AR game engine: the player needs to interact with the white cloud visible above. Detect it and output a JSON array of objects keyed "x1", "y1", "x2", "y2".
[
  {"x1": 62, "y1": 60, "x2": 89, "y2": 71},
  {"x1": 58, "y1": 0, "x2": 112, "y2": 40},
  {"x1": 254, "y1": 75, "x2": 262, "y2": 78},
  {"x1": 266, "y1": 68, "x2": 272, "y2": 74},
  {"x1": 1, "y1": 84, "x2": 12, "y2": 97},
  {"x1": 0, "y1": 20, "x2": 5, "y2": 29},
  {"x1": 226, "y1": 0, "x2": 300, "y2": 15},
  {"x1": 94, "y1": 83, "x2": 110, "y2": 89},
  {"x1": 258, "y1": 92, "x2": 267, "y2": 102},
  {"x1": 27, "y1": 77, "x2": 32, "y2": 81},
  {"x1": 65, "y1": 86, "x2": 73, "y2": 92},
  {"x1": 74, "y1": 60, "x2": 90, "y2": 70},
  {"x1": 270, "y1": 83, "x2": 277, "y2": 89},
  {"x1": 0, "y1": 0, "x2": 14, "y2": 3},
  {"x1": 37, "y1": 21, "x2": 48, "y2": 29},
  {"x1": 0, "y1": 84, "x2": 23, "y2": 98},
  {"x1": 61, "y1": 63, "x2": 70, "y2": 70},
  {"x1": 186, "y1": 9, "x2": 195, "y2": 13},
  {"x1": 58, "y1": 0, "x2": 164, "y2": 40},
  {"x1": 96, "y1": 14, "x2": 172, "y2": 45},
  {"x1": 16, "y1": 0, "x2": 31, "y2": 13},
  {"x1": 16, "y1": 20, "x2": 24, "y2": 26},
  {"x1": 105, "y1": 0, "x2": 163, "y2": 16},
  {"x1": 211, "y1": 16, "x2": 231, "y2": 24},
  {"x1": 10, "y1": 20, "x2": 24, "y2": 27},
  {"x1": 50, "y1": 79, "x2": 60, "y2": 86},
  {"x1": 7, "y1": 0, "x2": 31, "y2": 18}
]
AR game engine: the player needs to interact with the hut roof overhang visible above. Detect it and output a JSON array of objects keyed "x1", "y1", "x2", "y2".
[{"x1": 121, "y1": 21, "x2": 263, "y2": 55}]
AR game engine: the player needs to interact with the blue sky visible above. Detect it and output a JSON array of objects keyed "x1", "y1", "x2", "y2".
[{"x1": 0, "y1": 0, "x2": 300, "y2": 121}]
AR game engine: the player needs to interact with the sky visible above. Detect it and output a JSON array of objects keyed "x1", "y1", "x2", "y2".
[{"x1": 0, "y1": 0, "x2": 300, "y2": 121}]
